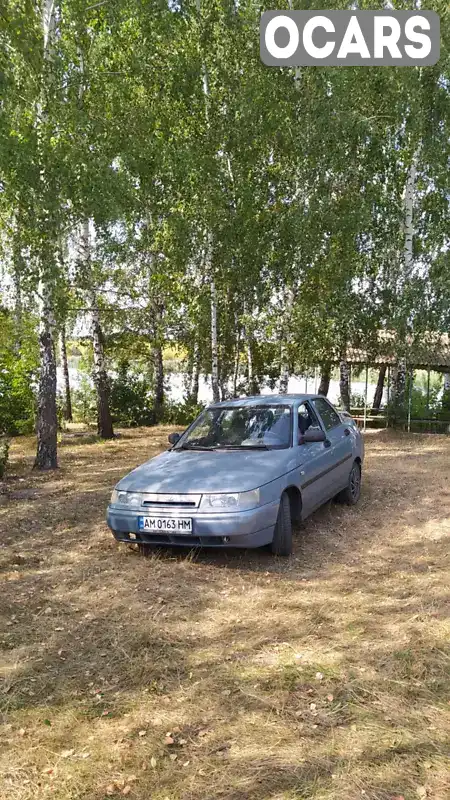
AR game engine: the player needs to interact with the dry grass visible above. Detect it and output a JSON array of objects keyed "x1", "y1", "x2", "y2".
[{"x1": 1, "y1": 427, "x2": 449, "y2": 800}]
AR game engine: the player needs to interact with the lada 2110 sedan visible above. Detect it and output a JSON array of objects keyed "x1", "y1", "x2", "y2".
[{"x1": 107, "y1": 394, "x2": 364, "y2": 556}]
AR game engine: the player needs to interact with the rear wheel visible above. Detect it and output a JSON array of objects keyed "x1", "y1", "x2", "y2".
[
  {"x1": 336, "y1": 461, "x2": 361, "y2": 505},
  {"x1": 271, "y1": 492, "x2": 293, "y2": 556}
]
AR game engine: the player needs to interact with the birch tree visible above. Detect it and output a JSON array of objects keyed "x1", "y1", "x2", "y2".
[{"x1": 34, "y1": 0, "x2": 60, "y2": 469}]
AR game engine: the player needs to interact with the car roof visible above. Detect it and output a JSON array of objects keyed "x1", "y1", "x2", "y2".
[{"x1": 208, "y1": 394, "x2": 324, "y2": 409}]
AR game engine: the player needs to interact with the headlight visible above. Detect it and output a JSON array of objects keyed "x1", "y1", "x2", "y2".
[
  {"x1": 110, "y1": 490, "x2": 142, "y2": 507},
  {"x1": 201, "y1": 489, "x2": 260, "y2": 511}
]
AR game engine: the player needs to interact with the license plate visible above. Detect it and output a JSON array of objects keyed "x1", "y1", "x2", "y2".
[{"x1": 138, "y1": 516, "x2": 193, "y2": 533}]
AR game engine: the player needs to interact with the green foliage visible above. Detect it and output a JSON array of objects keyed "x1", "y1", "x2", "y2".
[
  {"x1": 0, "y1": 310, "x2": 38, "y2": 435},
  {"x1": 410, "y1": 373, "x2": 443, "y2": 419},
  {"x1": 72, "y1": 377, "x2": 97, "y2": 426},
  {"x1": 441, "y1": 388, "x2": 450, "y2": 419},
  {"x1": 162, "y1": 400, "x2": 205, "y2": 428},
  {"x1": 109, "y1": 361, "x2": 155, "y2": 428}
]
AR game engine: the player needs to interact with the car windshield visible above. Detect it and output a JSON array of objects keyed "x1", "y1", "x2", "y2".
[{"x1": 176, "y1": 405, "x2": 292, "y2": 450}]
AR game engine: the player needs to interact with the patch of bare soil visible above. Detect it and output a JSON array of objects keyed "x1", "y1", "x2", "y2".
[{"x1": 1, "y1": 428, "x2": 449, "y2": 800}]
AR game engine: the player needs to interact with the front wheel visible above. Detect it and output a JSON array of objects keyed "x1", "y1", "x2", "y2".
[
  {"x1": 337, "y1": 461, "x2": 361, "y2": 505},
  {"x1": 271, "y1": 492, "x2": 293, "y2": 556}
]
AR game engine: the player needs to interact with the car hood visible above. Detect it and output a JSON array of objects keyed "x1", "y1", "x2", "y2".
[{"x1": 116, "y1": 448, "x2": 300, "y2": 494}]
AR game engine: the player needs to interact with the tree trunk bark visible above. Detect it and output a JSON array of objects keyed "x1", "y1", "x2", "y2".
[
  {"x1": 389, "y1": 361, "x2": 407, "y2": 427},
  {"x1": 279, "y1": 345, "x2": 289, "y2": 395},
  {"x1": 279, "y1": 288, "x2": 294, "y2": 394},
  {"x1": 339, "y1": 360, "x2": 351, "y2": 412},
  {"x1": 34, "y1": 0, "x2": 58, "y2": 470},
  {"x1": 246, "y1": 339, "x2": 258, "y2": 395},
  {"x1": 210, "y1": 278, "x2": 220, "y2": 403},
  {"x1": 372, "y1": 365, "x2": 387, "y2": 412},
  {"x1": 153, "y1": 343, "x2": 164, "y2": 419},
  {"x1": 80, "y1": 221, "x2": 114, "y2": 439},
  {"x1": 12, "y1": 238, "x2": 23, "y2": 354},
  {"x1": 196, "y1": 1, "x2": 219, "y2": 405},
  {"x1": 190, "y1": 341, "x2": 200, "y2": 405},
  {"x1": 34, "y1": 282, "x2": 58, "y2": 469},
  {"x1": 318, "y1": 363, "x2": 331, "y2": 396},
  {"x1": 403, "y1": 152, "x2": 418, "y2": 283},
  {"x1": 233, "y1": 321, "x2": 241, "y2": 397},
  {"x1": 243, "y1": 306, "x2": 258, "y2": 396},
  {"x1": 90, "y1": 291, "x2": 114, "y2": 439},
  {"x1": 60, "y1": 325, "x2": 73, "y2": 422}
]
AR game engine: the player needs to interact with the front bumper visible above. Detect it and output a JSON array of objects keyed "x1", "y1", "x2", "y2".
[{"x1": 106, "y1": 500, "x2": 279, "y2": 549}]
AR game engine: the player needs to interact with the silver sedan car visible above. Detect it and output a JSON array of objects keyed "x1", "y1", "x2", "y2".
[{"x1": 107, "y1": 394, "x2": 364, "y2": 556}]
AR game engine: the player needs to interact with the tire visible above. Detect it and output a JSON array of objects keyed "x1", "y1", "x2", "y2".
[
  {"x1": 271, "y1": 492, "x2": 293, "y2": 556},
  {"x1": 337, "y1": 460, "x2": 361, "y2": 505}
]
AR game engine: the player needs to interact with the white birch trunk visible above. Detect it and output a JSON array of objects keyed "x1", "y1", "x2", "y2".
[
  {"x1": 190, "y1": 341, "x2": 200, "y2": 404},
  {"x1": 403, "y1": 152, "x2": 418, "y2": 282},
  {"x1": 246, "y1": 338, "x2": 254, "y2": 395},
  {"x1": 35, "y1": 280, "x2": 58, "y2": 468},
  {"x1": 196, "y1": 0, "x2": 220, "y2": 404},
  {"x1": 80, "y1": 221, "x2": 114, "y2": 439},
  {"x1": 60, "y1": 325, "x2": 73, "y2": 422},
  {"x1": 279, "y1": 353, "x2": 290, "y2": 394},
  {"x1": 233, "y1": 317, "x2": 241, "y2": 397},
  {"x1": 210, "y1": 275, "x2": 220, "y2": 403},
  {"x1": 34, "y1": 0, "x2": 58, "y2": 469},
  {"x1": 279, "y1": 6, "x2": 300, "y2": 396},
  {"x1": 12, "y1": 236, "x2": 23, "y2": 354},
  {"x1": 279, "y1": 288, "x2": 294, "y2": 394}
]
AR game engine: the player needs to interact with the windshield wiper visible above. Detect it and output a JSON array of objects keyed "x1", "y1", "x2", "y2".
[
  {"x1": 179, "y1": 443, "x2": 217, "y2": 451},
  {"x1": 218, "y1": 444, "x2": 270, "y2": 450}
]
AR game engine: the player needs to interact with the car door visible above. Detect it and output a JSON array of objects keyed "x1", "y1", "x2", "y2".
[
  {"x1": 311, "y1": 397, "x2": 354, "y2": 494},
  {"x1": 295, "y1": 401, "x2": 337, "y2": 516}
]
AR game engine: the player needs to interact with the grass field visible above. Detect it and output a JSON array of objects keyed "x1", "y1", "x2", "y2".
[{"x1": 1, "y1": 427, "x2": 449, "y2": 800}]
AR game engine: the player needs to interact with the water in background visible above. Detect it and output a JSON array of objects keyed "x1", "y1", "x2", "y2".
[{"x1": 57, "y1": 367, "x2": 386, "y2": 408}]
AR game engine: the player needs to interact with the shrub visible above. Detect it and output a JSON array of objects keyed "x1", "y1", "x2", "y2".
[
  {"x1": 162, "y1": 400, "x2": 205, "y2": 427},
  {"x1": 72, "y1": 377, "x2": 97, "y2": 425},
  {"x1": 0, "y1": 311, "x2": 38, "y2": 435},
  {"x1": 109, "y1": 361, "x2": 155, "y2": 427}
]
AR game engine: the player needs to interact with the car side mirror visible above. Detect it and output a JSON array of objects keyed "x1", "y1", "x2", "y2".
[
  {"x1": 300, "y1": 428, "x2": 326, "y2": 444},
  {"x1": 168, "y1": 432, "x2": 181, "y2": 445}
]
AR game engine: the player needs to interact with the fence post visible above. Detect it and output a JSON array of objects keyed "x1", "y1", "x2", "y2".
[{"x1": 426, "y1": 367, "x2": 430, "y2": 414}]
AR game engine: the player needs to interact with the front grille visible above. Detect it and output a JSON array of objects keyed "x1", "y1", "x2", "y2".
[
  {"x1": 142, "y1": 500, "x2": 197, "y2": 508},
  {"x1": 140, "y1": 493, "x2": 201, "y2": 509}
]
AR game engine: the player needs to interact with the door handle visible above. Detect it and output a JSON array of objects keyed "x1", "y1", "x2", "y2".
[
  {"x1": 324, "y1": 439, "x2": 331, "y2": 448},
  {"x1": 344, "y1": 428, "x2": 350, "y2": 436}
]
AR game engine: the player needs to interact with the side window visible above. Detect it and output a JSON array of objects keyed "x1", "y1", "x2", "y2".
[
  {"x1": 298, "y1": 402, "x2": 321, "y2": 438},
  {"x1": 312, "y1": 398, "x2": 341, "y2": 431}
]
